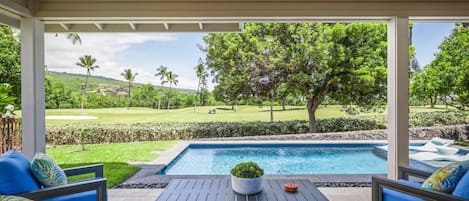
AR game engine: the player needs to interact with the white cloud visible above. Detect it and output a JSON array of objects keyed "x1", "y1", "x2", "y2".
[
  {"x1": 45, "y1": 33, "x2": 178, "y2": 86},
  {"x1": 45, "y1": 33, "x2": 215, "y2": 91}
]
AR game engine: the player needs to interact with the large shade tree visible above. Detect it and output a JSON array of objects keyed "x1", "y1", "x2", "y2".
[
  {"x1": 121, "y1": 69, "x2": 138, "y2": 109},
  {"x1": 411, "y1": 23, "x2": 469, "y2": 109},
  {"x1": 0, "y1": 25, "x2": 21, "y2": 106},
  {"x1": 76, "y1": 55, "x2": 99, "y2": 109},
  {"x1": 204, "y1": 23, "x2": 388, "y2": 132}
]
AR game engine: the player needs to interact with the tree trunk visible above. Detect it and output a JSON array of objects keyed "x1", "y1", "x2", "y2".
[
  {"x1": 158, "y1": 84, "x2": 162, "y2": 111},
  {"x1": 281, "y1": 99, "x2": 286, "y2": 111},
  {"x1": 194, "y1": 80, "x2": 200, "y2": 113},
  {"x1": 307, "y1": 99, "x2": 318, "y2": 133},
  {"x1": 81, "y1": 72, "x2": 89, "y2": 110},
  {"x1": 430, "y1": 96, "x2": 436, "y2": 108},
  {"x1": 270, "y1": 91, "x2": 274, "y2": 122},
  {"x1": 127, "y1": 81, "x2": 131, "y2": 110},
  {"x1": 167, "y1": 84, "x2": 171, "y2": 110}
]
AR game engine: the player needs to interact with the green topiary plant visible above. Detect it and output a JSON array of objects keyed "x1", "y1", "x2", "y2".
[{"x1": 230, "y1": 162, "x2": 264, "y2": 178}]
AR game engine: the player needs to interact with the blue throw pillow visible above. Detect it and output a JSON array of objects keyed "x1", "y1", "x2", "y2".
[
  {"x1": 30, "y1": 153, "x2": 67, "y2": 187},
  {"x1": 453, "y1": 169, "x2": 469, "y2": 199},
  {"x1": 0, "y1": 150, "x2": 40, "y2": 195},
  {"x1": 422, "y1": 162, "x2": 469, "y2": 193}
]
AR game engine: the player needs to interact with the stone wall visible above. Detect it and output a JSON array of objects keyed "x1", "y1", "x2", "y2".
[{"x1": 199, "y1": 124, "x2": 469, "y2": 141}]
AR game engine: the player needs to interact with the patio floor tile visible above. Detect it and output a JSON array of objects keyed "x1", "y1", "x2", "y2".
[{"x1": 108, "y1": 187, "x2": 371, "y2": 201}]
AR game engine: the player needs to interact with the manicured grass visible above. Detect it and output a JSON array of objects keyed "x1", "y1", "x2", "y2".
[
  {"x1": 16, "y1": 105, "x2": 454, "y2": 126},
  {"x1": 455, "y1": 141, "x2": 469, "y2": 147},
  {"x1": 47, "y1": 141, "x2": 178, "y2": 187}
]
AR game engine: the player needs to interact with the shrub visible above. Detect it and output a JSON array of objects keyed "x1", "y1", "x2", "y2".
[
  {"x1": 46, "y1": 118, "x2": 385, "y2": 145},
  {"x1": 45, "y1": 112, "x2": 467, "y2": 145},
  {"x1": 230, "y1": 162, "x2": 264, "y2": 178},
  {"x1": 409, "y1": 111, "x2": 468, "y2": 127}
]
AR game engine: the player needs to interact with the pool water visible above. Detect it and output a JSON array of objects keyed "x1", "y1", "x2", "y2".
[{"x1": 160, "y1": 144, "x2": 388, "y2": 175}]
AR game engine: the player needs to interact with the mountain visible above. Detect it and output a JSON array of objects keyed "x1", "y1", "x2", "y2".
[{"x1": 46, "y1": 71, "x2": 195, "y2": 93}]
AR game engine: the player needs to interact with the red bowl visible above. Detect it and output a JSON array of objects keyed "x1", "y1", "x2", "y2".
[{"x1": 284, "y1": 182, "x2": 298, "y2": 193}]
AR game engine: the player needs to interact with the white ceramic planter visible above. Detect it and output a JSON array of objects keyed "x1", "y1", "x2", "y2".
[{"x1": 231, "y1": 175, "x2": 264, "y2": 195}]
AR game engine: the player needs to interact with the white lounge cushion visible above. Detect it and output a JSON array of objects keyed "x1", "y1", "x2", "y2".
[
  {"x1": 410, "y1": 152, "x2": 469, "y2": 162},
  {"x1": 430, "y1": 137, "x2": 454, "y2": 146},
  {"x1": 436, "y1": 146, "x2": 459, "y2": 155}
]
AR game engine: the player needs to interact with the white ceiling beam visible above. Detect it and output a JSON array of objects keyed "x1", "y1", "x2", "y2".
[
  {"x1": 59, "y1": 23, "x2": 71, "y2": 31},
  {"x1": 45, "y1": 23, "x2": 242, "y2": 33},
  {"x1": 163, "y1": 22, "x2": 169, "y2": 30},
  {"x1": 43, "y1": 16, "x2": 391, "y2": 24},
  {"x1": 198, "y1": 22, "x2": 203, "y2": 30},
  {"x1": 239, "y1": 22, "x2": 244, "y2": 31},
  {"x1": 129, "y1": 23, "x2": 137, "y2": 31},
  {"x1": 95, "y1": 23, "x2": 104, "y2": 31},
  {"x1": 34, "y1": 1, "x2": 469, "y2": 19},
  {"x1": 0, "y1": 0, "x2": 31, "y2": 17}
]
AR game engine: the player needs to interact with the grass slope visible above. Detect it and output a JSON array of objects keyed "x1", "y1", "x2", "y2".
[
  {"x1": 47, "y1": 71, "x2": 194, "y2": 93},
  {"x1": 47, "y1": 141, "x2": 178, "y2": 187},
  {"x1": 41, "y1": 105, "x2": 451, "y2": 126}
]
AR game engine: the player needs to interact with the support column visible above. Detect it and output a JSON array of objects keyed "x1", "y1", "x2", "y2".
[
  {"x1": 20, "y1": 17, "x2": 45, "y2": 159},
  {"x1": 387, "y1": 16, "x2": 409, "y2": 179}
]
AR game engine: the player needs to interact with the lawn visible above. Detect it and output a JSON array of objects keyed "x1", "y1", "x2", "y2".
[
  {"x1": 455, "y1": 141, "x2": 469, "y2": 147},
  {"x1": 16, "y1": 105, "x2": 453, "y2": 126},
  {"x1": 47, "y1": 141, "x2": 178, "y2": 187}
]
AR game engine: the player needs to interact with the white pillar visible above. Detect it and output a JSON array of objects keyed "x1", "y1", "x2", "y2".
[
  {"x1": 20, "y1": 17, "x2": 45, "y2": 159},
  {"x1": 387, "y1": 16, "x2": 409, "y2": 179}
]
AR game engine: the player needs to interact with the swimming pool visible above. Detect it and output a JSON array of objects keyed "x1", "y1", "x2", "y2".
[{"x1": 160, "y1": 143, "x2": 389, "y2": 175}]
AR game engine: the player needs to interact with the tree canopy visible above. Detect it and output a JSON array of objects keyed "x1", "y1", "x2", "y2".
[
  {"x1": 411, "y1": 24, "x2": 469, "y2": 109},
  {"x1": 0, "y1": 25, "x2": 21, "y2": 106},
  {"x1": 204, "y1": 23, "x2": 388, "y2": 132}
]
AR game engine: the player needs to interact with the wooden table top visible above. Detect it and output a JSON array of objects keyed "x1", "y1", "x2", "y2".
[{"x1": 156, "y1": 178, "x2": 329, "y2": 201}]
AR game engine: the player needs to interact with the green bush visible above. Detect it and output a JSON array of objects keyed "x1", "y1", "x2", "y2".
[
  {"x1": 46, "y1": 118, "x2": 385, "y2": 145},
  {"x1": 409, "y1": 111, "x2": 468, "y2": 127},
  {"x1": 45, "y1": 112, "x2": 467, "y2": 145},
  {"x1": 230, "y1": 162, "x2": 264, "y2": 178}
]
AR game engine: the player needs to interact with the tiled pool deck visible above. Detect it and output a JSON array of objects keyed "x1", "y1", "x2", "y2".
[{"x1": 108, "y1": 187, "x2": 372, "y2": 201}]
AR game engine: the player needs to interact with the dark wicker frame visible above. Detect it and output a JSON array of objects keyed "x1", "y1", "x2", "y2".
[
  {"x1": 19, "y1": 164, "x2": 107, "y2": 201},
  {"x1": 372, "y1": 166, "x2": 468, "y2": 201}
]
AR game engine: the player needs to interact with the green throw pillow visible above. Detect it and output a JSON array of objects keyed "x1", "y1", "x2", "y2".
[
  {"x1": 30, "y1": 153, "x2": 67, "y2": 187},
  {"x1": 0, "y1": 195, "x2": 32, "y2": 201},
  {"x1": 422, "y1": 162, "x2": 469, "y2": 193}
]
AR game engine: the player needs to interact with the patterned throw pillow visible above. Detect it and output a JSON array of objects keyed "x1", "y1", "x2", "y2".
[
  {"x1": 0, "y1": 195, "x2": 32, "y2": 201},
  {"x1": 422, "y1": 162, "x2": 469, "y2": 193},
  {"x1": 30, "y1": 153, "x2": 67, "y2": 187}
]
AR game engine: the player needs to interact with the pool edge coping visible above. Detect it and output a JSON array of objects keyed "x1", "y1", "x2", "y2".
[{"x1": 151, "y1": 139, "x2": 427, "y2": 168}]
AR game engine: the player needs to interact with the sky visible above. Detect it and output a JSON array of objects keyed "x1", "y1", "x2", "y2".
[{"x1": 44, "y1": 23, "x2": 455, "y2": 90}]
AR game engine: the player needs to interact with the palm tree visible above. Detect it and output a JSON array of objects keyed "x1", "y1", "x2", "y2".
[
  {"x1": 121, "y1": 69, "x2": 138, "y2": 110},
  {"x1": 155, "y1": 65, "x2": 168, "y2": 111},
  {"x1": 66, "y1": 33, "x2": 82, "y2": 45},
  {"x1": 162, "y1": 71, "x2": 178, "y2": 110},
  {"x1": 55, "y1": 33, "x2": 82, "y2": 45},
  {"x1": 76, "y1": 55, "x2": 99, "y2": 109},
  {"x1": 194, "y1": 58, "x2": 208, "y2": 112}
]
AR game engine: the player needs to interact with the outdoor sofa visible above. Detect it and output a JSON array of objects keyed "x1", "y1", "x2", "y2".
[
  {"x1": 372, "y1": 166, "x2": 469, "y2": 201},
  {"x1": 0, "y1": 150, "x2": 107, "y2": 201}
]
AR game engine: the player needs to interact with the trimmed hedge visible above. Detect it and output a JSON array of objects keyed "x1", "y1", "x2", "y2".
[
  {"x1": 409, "y1": 111, "x2": 468, "y2": 127},
  {"x1": 46, "y1": 111, "x2": 467, "y2": 145},
  {"x1": 46, "y1": 118, "x2": 385, "y2": 145}
]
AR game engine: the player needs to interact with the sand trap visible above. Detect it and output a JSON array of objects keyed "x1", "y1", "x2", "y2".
[{"x1": 46, "y1": 115, "x2": 98, "y2": 120}]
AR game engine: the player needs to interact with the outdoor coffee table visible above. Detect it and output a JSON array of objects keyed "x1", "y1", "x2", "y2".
[{"x1": 156, "y1": 179, "x2": 329, "y2": 201}]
